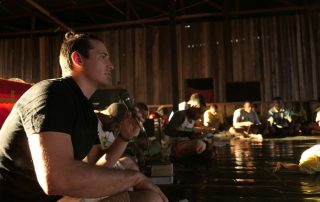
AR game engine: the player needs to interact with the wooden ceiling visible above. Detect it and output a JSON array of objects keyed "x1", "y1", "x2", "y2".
[{"x1": 0, "y1": 0, "x2": 319, "y2": 38}]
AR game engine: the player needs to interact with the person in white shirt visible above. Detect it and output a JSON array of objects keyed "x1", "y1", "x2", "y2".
[{"x1": 229, "y1": 101, "x2": 261, "y2": 137}]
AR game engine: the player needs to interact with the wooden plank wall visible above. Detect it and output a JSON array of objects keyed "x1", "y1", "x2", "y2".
[{"x1": 0, "y1": 13, "x2": 320, "y2": 105}]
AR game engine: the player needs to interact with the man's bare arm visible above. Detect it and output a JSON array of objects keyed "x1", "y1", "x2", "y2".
[
  {"x1": 96, "y1": 137, "x2": 129, "y2": 167},
  {"x1": 28, "y1": 132, "x2": 163, "y2": 199}
]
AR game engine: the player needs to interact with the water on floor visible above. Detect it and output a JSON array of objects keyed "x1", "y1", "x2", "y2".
[{"x1": 160, "y1": 136, "x2": 320, "y2": 202}]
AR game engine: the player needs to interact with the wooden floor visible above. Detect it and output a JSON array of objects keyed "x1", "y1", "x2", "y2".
[{"x1": 158, "y1": 136, "x2": 320, "y2": 202}]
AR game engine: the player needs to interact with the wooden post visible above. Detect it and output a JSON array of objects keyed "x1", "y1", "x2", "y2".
[
  {"x1": 168, "y1": 0, "x2": 179, "y2": 111},
  {"x1": 223, "y1": 0, "x2": 232, "y2": 102}
]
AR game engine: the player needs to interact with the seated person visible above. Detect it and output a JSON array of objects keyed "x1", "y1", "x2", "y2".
[
  {"x1": 229, "y1": 101, "x2": 262, "y2": 137},
  {"x1": 0, "y1": 32, "x2": 166, "y2": 202},
  {"x1": 149, "y1": 105, "x2": 170, "y2": 130},
  {"x1": 290, "y1": 102, "x2": 307, "y2": 135},
  {"x1": 252, "y1": 103, "x2": 262, "y2": 118},
  {"x1": 265, "y1": 96, "x2": 293, "y2": 136},
  {"x1": 164, "y1": 99, "x2": 209, "y2": 158},
  {"x1": 309, "y1": 108, "x2": 320, "y2": 135},
  {"x1": 274, "y1": 144, "x2": 320, "y2": 174},
  {"x1": 203, "y1": 104, "x2": 224, "y2": 132},
  {"x1": 126, "y1": 102, "x2": 162, "y2": 165},
  {"x1": 86, "y1": 103, "x2": 139, "y2": 171},
  {"x1": 169, "y1": 93, "x2": 206, "y2": 121}
]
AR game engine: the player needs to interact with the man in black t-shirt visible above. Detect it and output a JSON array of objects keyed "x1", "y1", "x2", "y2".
[{"x1": 0, "y1": 32, "x2": 167, "y2": 202}]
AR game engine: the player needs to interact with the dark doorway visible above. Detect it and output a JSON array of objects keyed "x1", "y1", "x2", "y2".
[{"x1": 226, "y1": 81, "x2": 261, "y2": 102}]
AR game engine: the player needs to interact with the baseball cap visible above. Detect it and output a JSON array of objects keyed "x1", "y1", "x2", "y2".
[{"x1": 100, "y1": 103, "x2": 128, "y2": 123}]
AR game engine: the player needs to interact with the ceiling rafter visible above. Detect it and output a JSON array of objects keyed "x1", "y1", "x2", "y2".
[
  {"x1": 135, "y1": 0, "x2": 167, "y2": 14},
  {"x1": 85, "y1": 11, "x2": 120, "y2": 22},
  {"x1": 0, "y1": 0, "x2": 319, "y2": 38},
  {"x1": 275, "y1": 0, "x2": 297, "y2": 6},
  {"x1": 129, "y1": 2, "x2": 141, "y2": 20},
  {"x1": 68, "y1": 0, "x2": 99, "y2": 24},
  {"x1": 52, "y1": 0, "x2": 127, "y2": 13},
  {"x1": 24, "y1": 0, "x2": 73, "y2": 32},
  {"x1": 11, "y1": 1, "x2": 56, "y2": 30},
  {"x1": 176, "y1": 0, "x2": 207, "y2": 13},
  {"x1": 105, "y1": 0, "x2": 127, "y2": 18},
  {"x1": 206, "y1": 0, "x2": 223, "y2": 11}
]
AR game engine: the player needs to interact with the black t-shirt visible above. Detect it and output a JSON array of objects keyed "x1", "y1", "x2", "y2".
[{"x1": 0, "y1": 77, "x2": 99, "y2": 202}]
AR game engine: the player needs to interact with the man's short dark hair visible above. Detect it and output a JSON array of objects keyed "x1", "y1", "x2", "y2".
[
  {"x1": 188, "y1": 93, "x2": 206, "y2": 108},
  {"x1": 59, "y1": 32, "x2": 102, "y2": 76},
  {"x1": 210, "y1": 104, "x2": 218, "y2": 109},
  {"x1": 273, "y1": 96, "x2": 282, "y2": 101}
]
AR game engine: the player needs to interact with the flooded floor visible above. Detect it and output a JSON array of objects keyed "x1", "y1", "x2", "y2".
[{"x1": 160, "y1": 136, "x2": 320, "y2": 202}]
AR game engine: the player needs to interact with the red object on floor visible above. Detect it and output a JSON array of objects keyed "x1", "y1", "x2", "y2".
[{"x1": 0, "y1": 78, "x2": 32, "y2": 128}]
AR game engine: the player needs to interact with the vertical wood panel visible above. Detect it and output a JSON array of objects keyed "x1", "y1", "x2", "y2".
[{"x1": 0, "y1": 14, "x2": 320, "y2": 105}]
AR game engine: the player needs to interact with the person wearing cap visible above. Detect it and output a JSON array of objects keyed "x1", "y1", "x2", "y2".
[
  {"x1": 84, "y1": 103, "x2": 139, "y2": 172},
  {"x1": 164, "y1": 96, "x2": 208, "y2": 158}
]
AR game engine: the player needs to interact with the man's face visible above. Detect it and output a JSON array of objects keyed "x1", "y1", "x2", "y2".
[
  {"x1": 273, "y1": 100, "x2": 281, "y2": 110},
  {"x1": 210, "y1": 106, "x2": 217, "y2": 114},
  {"x1": 243, "y1": 102, "x2": 252, "y2": 113},
  {"x1": 82, "y1": 39, "x2": 114, "y2": 87}
]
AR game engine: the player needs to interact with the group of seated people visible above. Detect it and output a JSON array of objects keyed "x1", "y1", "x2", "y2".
[
  {"x1": 66, "y1": 93, "x2": 320, "y2": 178},
  {"x1": 92, "y1": 93, "x2": 320, "y2": 181},
  {"x1": 157, "y1": 94, "x2": 320, "y2": 160}
]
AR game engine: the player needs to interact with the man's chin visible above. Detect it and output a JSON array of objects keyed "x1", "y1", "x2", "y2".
[{"x1": 97, "y1": 81, "x2": 112, "y2": 89}]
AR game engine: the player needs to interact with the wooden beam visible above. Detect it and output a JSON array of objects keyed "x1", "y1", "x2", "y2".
[
  {"x1": 275, "y1": 0, "x2": 296, "y2": 6},
  {"x1": 24, "y1": 0, "x2": 73, "y2": 32},
  {"x1": 68, "y1": 0, "x2": 98, "y2": 24},
  {"x1": 168, "y1": 0, "x2": 179, "y2": 111},
  {"x1": 1, "y1": 5, "x2": 320, "y2": 37},
  {"x1": 135, "y1": 0, "x2": 167, "y2": 14},
  {"x1": 52, "y1": 0, "x2": 127, "y2": 13},
  {"x1": 206, "y1": 0, "x2": 223, "y2": 11},
  {"x1": 176, "y1": 0, "x2": 207, "y2": 13},
  {"x1": 104, "y1": 0, "x2": 127, "y2": 17},
  {"x1": 129, "y1": 2, "x2": 141, "y2": 20},
  {"x1": 85, "y1": 11, "x2": 120, "y2": 22},
  {"x1": 0, "y1": 23, "x2": 25, "y2": 32}
]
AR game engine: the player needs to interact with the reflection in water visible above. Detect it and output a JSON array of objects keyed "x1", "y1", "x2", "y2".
[
  {"x1": 229, "y1": 136, "x2": 320, "y2": 198},
  {"x1": 163, "y1": 136, "x2": 320, "y2": 201}
]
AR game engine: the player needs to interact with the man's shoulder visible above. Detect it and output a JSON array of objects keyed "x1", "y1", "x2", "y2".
[
  {"x1": 28, "y1": 77, "x2": 72, "y2": 93},
  {"x1": 233, "y1": 108, "x2": 242, "y2": 115},
  {"x1": 16, "y1": 77, "x2": 76, "y2": 108},
  {"x1": 204, "y1": 109, "x2": 211, "y2": 115},
  {"x1": 268, "y1": 107, "x2": 276, "y2": 113}
]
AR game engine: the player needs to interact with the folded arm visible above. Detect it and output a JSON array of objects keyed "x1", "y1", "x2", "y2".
[{"x1": 28, "y1": 132, "x2": 157, "y2": 198}]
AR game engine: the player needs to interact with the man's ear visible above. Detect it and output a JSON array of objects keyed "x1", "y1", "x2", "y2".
[{"x1": 71, "y1": 51, "x2": 83, "y2": 68}]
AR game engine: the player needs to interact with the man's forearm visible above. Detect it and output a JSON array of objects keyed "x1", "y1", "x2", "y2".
[
  {"x1": 98, "y1": 137, "x2": 128, "y2": 167},
  {"x1": 52, "y1": 160, "x2": 142, "y2": 198}
]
